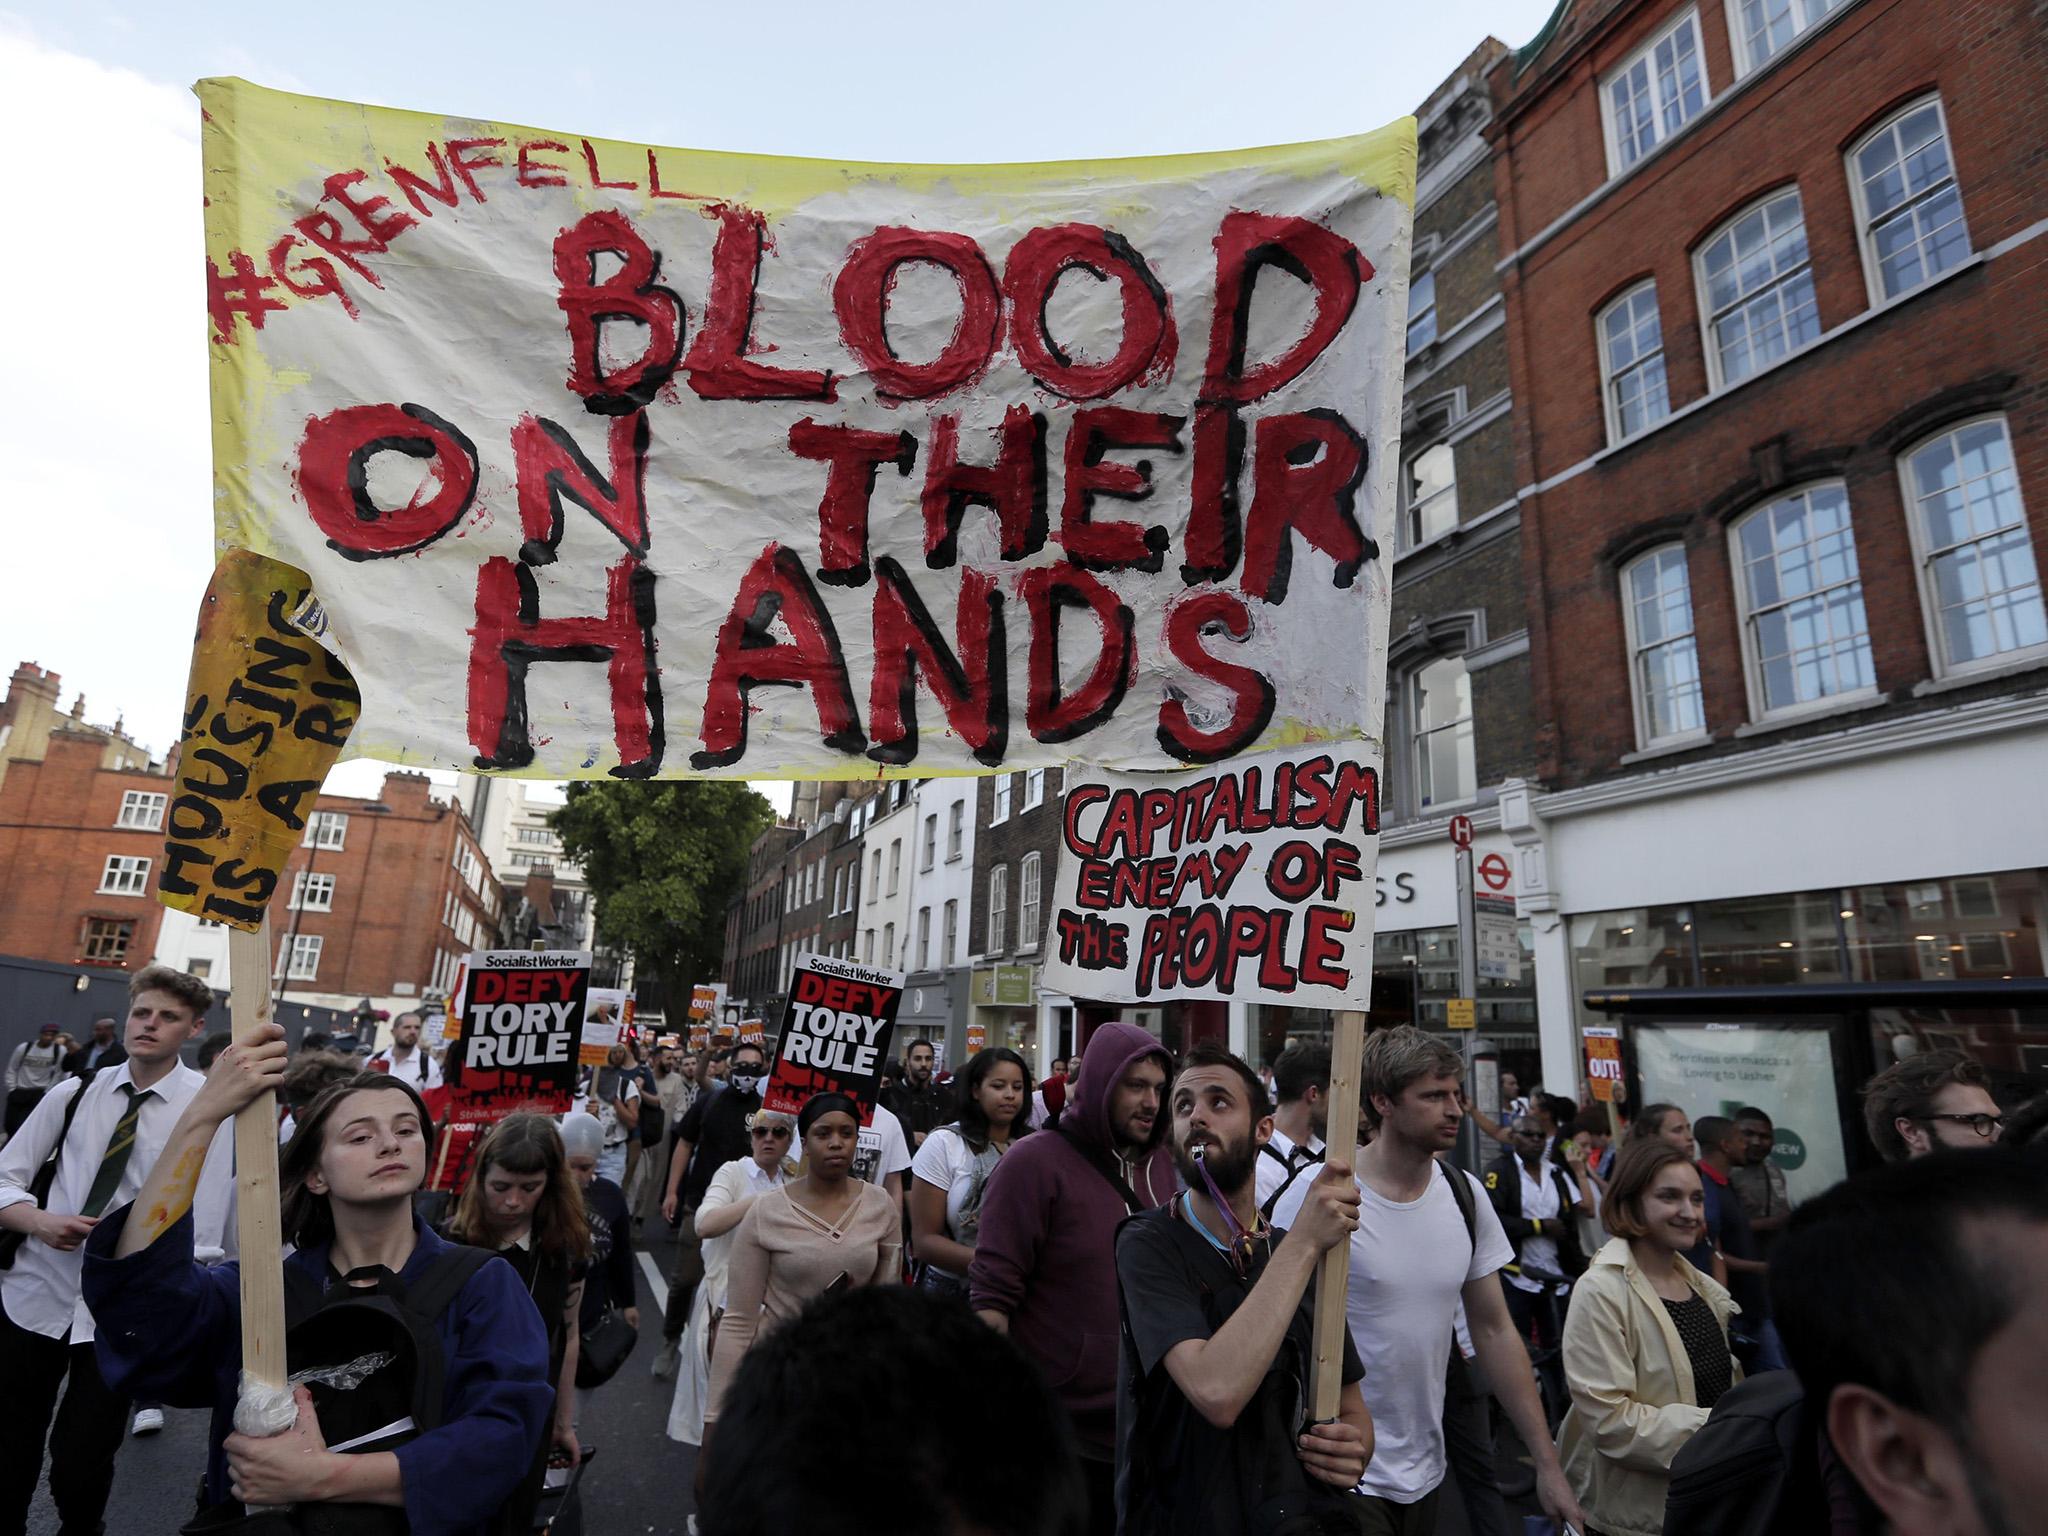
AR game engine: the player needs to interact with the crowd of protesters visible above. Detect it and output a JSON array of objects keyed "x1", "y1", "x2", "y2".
[{"x1": 1, "y1": 967, "x2": 2044, "y2": 1536}]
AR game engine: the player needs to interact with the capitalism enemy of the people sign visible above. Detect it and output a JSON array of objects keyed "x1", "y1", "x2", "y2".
[
  {"x1": 197, "y1": 80, "x2": 1408, "y2": 781},
  {"x1": 1040, "y1": 744, "x2": 1379, "y2": 1009},
  {"x1": 763, "y1": 954, "x2": 904, "y2": 1126}
]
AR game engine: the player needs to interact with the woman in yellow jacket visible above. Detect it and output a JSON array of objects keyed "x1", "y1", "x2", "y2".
[{"x1": 1556, "y1": 1137, "x2": 1738, "y2": 1536}]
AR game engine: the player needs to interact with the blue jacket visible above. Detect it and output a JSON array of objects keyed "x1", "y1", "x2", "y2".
[{"x1": 83, "y1": 1203, "x2": 552, "y2": 1536}]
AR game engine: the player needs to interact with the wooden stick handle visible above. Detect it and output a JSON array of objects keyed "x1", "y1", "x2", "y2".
[
  {"x1": 1309, "y1": 1008, "x2": 1367, "y2": 1421},
  {"x1": 228, "y1": 919, "x2": 289, "y2": 1395}
]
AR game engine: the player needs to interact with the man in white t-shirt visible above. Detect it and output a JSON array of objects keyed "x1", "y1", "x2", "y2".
[
  {"x1": 852, "y1": 1099, "x2": 911, "y2": 1205},
  {"x1": 1255, "y1": 1041, "x2": 1329, "y2": 1215},
  {"x1": 1274, "y1": 1026, "x2": 1584, "y2": 1534}
]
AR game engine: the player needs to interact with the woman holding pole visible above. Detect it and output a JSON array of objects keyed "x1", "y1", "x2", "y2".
[{"x1": 79, "y1": 1027, "x2": 552, "y2": 1534}]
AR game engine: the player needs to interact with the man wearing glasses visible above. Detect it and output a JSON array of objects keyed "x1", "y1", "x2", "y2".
[{"x1": 1861, "y1": 1048, "x2": 2004, "y2": 1162}]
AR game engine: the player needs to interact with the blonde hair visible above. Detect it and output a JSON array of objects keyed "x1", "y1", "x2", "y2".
[{"x1": 1359, "y1": 1026, "x2": 1464, "y2": 1129}]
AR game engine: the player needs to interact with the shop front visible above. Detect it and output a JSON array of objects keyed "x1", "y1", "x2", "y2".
[
  {"x1": 1506, "y1": 695, "x2": 2048, "y2": 1162},
  {"x1": 1245, "y1": 827, "x2": 1545, "y2": 1091},
  {"x1": 899, "y1": 966, "x2": 968, "y2": 1068},
  {"x1": 970, "y1": 963, "x2": 1043, "y2": 1062}
]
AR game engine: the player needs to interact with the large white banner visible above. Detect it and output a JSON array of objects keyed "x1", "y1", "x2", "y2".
[
  {"x1": 201, "y1": 81, "x2": 1410, "y2": 779},
  {"x1": 1039, "y1": 744, "x2": 1380, "y2": 1008}
]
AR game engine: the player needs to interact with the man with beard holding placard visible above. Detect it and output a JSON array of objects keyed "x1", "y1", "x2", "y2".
[{"x1": 1113, "y1": 1040, "x2": 1372, "y2": 1536}]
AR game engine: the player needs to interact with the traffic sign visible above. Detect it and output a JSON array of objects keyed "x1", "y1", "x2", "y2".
[
  {"x1": 1476, "y1": 851, "x2": 1513, "y2": 893},
  {"x1": 1448, "y1": 814, "x2": 1474, "y2": 850},
  {"x1": 1446, "y1": 998, "x2": 1476, "y2": 1030}
]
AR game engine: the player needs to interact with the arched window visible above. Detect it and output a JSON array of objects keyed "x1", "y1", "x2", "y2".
[
  {"x1": 1729, "y1": 483, "x2": 1875, "y2": 717},
  {"x1": 1018, "y1": 853, "x2": 1043, "y2": 954},
  {"x1": 987, "y1": 865, "x2": 1008, "y2": 954},
  {"x1": 1848, "y1": 96, "x2": 1970, "y2": 304},
  {"x1": 1898, "y1": 417, "x2": 2045, "y2": 675},
  {"x1": 1597, "y1": 281, "x2": 1671, "y2": 442},
  {"x1": 1696, "y1": 189, "x2": 1820, "y2": 388},
  {"x1": 1620, "y1": 545, "x2": 1706, "y2": 745}
]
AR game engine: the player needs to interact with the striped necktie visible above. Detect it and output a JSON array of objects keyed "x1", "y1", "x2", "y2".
[{"x1": 82, "y1": 1084, "x2": 151, "y2": 1217}]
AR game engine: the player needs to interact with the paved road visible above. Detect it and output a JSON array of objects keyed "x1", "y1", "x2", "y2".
[{"x1": 27, "y1": 1222, "x2": 1535, "y2": 1534}]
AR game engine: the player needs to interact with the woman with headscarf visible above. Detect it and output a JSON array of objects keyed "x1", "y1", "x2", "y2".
[
  {"x1": 703, "y1": 1095, "x2": 899, "y2": 1431},
  {"x1": 665, "y1": 1106, "x2": 796, "y2": 1448}
]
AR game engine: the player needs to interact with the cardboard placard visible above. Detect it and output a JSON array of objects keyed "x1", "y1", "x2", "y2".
[
  {"x1": 1584, "y1": 1025, "x2": 1623, "y2": 1103},
  {"x1": 1040, "y1": 745, "x2": 1381, "y2": 1008},
  {"x1": 160, "y1": 549, "x2": 361, "y2": 931},
  {"x1": 763, "y1": 954, "x2": 903, "y2": 1126},
  {"x1": 444, "y1": 949, "x2": 593, "y2": 1116},
  {"x1": 582, "y1": 986, "x2": 631, "y2": 1066}
]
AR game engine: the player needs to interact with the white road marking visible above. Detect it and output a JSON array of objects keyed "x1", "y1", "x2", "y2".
[{"x1": 636, "y1": 1248, "x2": 667, "y2": 1301}]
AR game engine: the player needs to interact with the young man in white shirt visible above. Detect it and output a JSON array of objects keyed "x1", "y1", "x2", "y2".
[
  {"x1": 1272, "y1": 1026, "x2": 1585, "y2": 1535},
  {"x1": 366, "y1": 1009, "x2": 443, "y2": 1090},
  {"x1": 5, "y1": 1024, "x2": 67, "y2": 1135},
  {"x1": 0, "y1": 966, "x2": 235, "y2": 1536},
  {"x1": 1255, "y1": 1041, "x2": 1329, "y2": 1215}
]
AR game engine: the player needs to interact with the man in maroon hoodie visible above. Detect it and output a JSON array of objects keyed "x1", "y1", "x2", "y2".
[{"x1": 972, "y1": 1020, "x2": 1178, "y2": 1534}]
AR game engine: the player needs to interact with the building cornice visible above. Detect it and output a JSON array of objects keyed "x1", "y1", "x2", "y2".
[{"x1": 1534, "y1": 690, "x2": 2048, "y2": 821}]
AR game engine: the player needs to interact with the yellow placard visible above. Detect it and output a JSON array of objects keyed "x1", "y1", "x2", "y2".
[
  {"x1": 1446, "y1": 998, "x2": 1476, "y2": 1030},
  {"x1": 160, "y1": 550, "x2": 360, "y2": 931}
]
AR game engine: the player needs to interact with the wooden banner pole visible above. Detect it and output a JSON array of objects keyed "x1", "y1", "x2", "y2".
[
  {"x1": 228, "y1": 916, "x2": 289, "y2": 1401},
  {"x1": 1309, "y1": 1007, "x2": 1367, "y2": 1420}
]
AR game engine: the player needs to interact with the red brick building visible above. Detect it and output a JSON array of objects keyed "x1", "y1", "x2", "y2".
[
  {"x1": 162, "y1": 771, "x2": 508, "y2": 1017},
  {"x1": 0, "y1": 723, "x2": 173, "y2": 972},
  {"x1": 1486, "y1": 0, "x2": 2048, "y2": 1172}
]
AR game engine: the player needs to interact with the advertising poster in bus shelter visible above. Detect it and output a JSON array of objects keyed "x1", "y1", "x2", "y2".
[
  {"x1": 763, "y1": 953, "x2": 903, "y2": 1126},
  {"x1": 1040, "y1": 744, "x2": 1380, "y2": 1008},
  {"x1": 1633, "y1": 1023, "x2": 1847, "y2": 1203}
]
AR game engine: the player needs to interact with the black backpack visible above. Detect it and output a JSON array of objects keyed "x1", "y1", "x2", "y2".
[
  {"x1": 185, "y1": 1244, "x2": 501, "y2": 1536},
  {"x1": 1664, "y1": 1371, "x2": 1827, "y2": 1536}
]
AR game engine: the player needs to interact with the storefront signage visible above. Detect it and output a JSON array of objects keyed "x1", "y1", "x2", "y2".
[{"x1": 973, "y1": 965, "x2": 1038, "y2": 1007}]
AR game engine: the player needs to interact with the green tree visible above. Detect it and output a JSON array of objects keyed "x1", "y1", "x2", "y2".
[{"x1": 551, "y1": 780, "x2": 774, "y2": 997}]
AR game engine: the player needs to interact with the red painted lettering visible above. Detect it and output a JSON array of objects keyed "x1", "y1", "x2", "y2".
[
  {"x1": 833, "y1": 227, "x2": 1003, "y2": 400},
  {"x1": 691, "y1": 544, "x2": 864, "y2": 769},
  {"x1": 299, "y1": 402, "x2": 478, "y2": 559},
  {"x1": 685, "y1": 206, "x2": 834, "y2": 401}
]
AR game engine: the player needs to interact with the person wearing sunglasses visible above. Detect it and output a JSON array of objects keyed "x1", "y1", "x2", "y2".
[
  {"x1": 665, "y1": 1110, "x2": 796, "y2": 1450},
  {"x1": 1861, "y1": 1049, "x2": 2004, "y2": 1163}
]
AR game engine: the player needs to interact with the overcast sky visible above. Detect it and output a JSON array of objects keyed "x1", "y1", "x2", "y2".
[{"x1": 0, "y1": 0, "x2": 1556, "y2": 807}]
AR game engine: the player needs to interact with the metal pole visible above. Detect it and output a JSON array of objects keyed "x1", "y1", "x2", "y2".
[{"x1": 1456, "y1": 841, "x2": 1479, "y2": 1173}]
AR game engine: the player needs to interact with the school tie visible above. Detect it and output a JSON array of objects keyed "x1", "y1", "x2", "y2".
[{"x1": 81, "y1": 1084, "x2": 151, "y2": 1217}]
